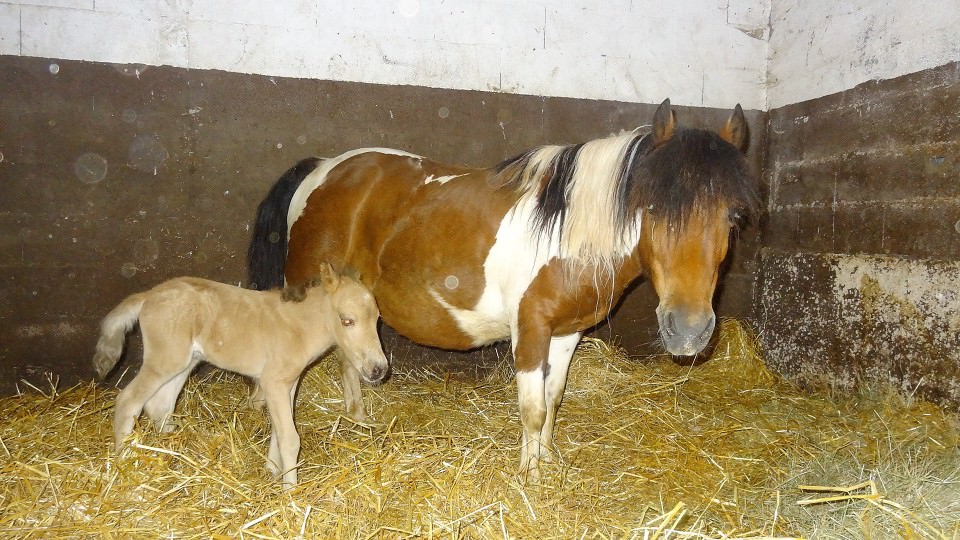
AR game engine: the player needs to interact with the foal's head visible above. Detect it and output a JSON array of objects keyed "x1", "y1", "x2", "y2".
[
  {"x1": 633, "y1": 99, "x2": 759, "y2": 356},
  {"x1": 313, "y1": 263, "x2": 389, "y2": 384}
]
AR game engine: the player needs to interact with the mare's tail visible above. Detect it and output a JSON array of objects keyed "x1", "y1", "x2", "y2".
[
  {"x1": 247, "y1": 157, "x2": 323, "y2": 290},
  {"x1": 93, "y1": 293, "x2": 146, "y2": 379}
]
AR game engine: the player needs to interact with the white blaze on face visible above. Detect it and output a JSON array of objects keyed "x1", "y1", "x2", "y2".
[{"x1": 287, "y1": 147, "x2": 422, "y2": 234}]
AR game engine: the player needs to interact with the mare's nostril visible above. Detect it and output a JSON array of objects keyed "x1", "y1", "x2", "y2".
[
  {"x1": 699, "y1": 315, "x2": 716, "y2": 340},
  {"x1": 665, "y1": 312, "x2": 677, "y2": 337}
]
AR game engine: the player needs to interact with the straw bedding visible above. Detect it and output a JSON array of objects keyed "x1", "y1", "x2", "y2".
[{"x1": 1, "y1": 320, "x2": 957, "y2": 539}]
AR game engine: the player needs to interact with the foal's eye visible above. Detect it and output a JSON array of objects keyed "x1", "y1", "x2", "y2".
[{"x1": 341, "y1": 317, "x2": 355, "y2": 327}]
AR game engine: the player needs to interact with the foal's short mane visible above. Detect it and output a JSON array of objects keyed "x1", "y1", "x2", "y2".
[
  {"x1": 495, "y1": 125, "x2": 759, "y2": 269},
  {"x1": 281, "y1": 267, "x2": 363, "y2": 303},
  {"x1": 281, "y1": 280, "x2": 319, "y2": 302}
]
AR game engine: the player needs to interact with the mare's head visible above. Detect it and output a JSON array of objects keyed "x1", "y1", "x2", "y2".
[
  {"x1": 632, "y1": 99, "x2": 759, "y2": 356},
  {"x1": 314, "y1": 262, "x2": 389, "y2": 384}
]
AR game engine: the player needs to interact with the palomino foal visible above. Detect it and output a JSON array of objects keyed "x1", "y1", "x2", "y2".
[{"x1": 93, "y1": 262, "x2": 388, "y2": 489}]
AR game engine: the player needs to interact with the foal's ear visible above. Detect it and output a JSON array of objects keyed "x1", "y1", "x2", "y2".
[
  {"x1": 653, "y1": 98, "x2": 677, "y2": 145},
  {"x1": 318, "y1": 261, "x2": 341, "y2": 292},
  {"x1": 720, "y1": 103, "x2": 749, "y2": 152}
]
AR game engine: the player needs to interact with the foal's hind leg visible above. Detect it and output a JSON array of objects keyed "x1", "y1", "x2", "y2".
[
  {"x1": 113, "y1": 335, "x2": 192, "y2": 449},
  {"x1": 142, "y1": 366, "x2": 194, "y2": 433},
  {"x1": 246, "y1": 382, "x2": 266, "y2": 410},
  {"x1": 113, "y1": 366, "x2": 178, "y2": 450}
]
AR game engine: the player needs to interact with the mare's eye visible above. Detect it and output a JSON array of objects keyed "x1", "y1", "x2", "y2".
[
  {"x1": 341, "y1": 317, "x2": 355, "y2": 327},
  {"x1": 728, "y1": 209, "x2": 747, "y2": 228}
]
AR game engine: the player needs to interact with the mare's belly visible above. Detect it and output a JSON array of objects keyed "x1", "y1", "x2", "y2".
[{"x1": 373, "y1": 270, "x2": 510, "y2": 351}]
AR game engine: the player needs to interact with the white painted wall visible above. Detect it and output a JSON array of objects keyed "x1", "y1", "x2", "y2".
[
  {"x1": 767, "y1": 0, "x2": 960, "y2": 108},
  {"x1": 1, "y1": 1, "x2": 958, "y2": 110},
  {"x1": 0, "y1": 0, "x2": 770, "y2": 110}
]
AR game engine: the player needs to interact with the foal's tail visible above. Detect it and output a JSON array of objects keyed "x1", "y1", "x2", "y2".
[
  {"x1": 247, "y1": 157, "x2": 322, "y2": 290},
  {"x1": 92, "y1": 293, "x2": 146, "y2": 379}
]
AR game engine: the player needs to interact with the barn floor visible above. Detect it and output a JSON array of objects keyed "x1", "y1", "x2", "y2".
[{"x1": 1, "y1": 321, "x2": 958, "y2": 539}]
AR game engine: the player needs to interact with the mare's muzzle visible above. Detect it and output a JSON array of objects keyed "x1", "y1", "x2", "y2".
[{"x1": 656, "y1": 306, "x2": 716, "y2": 356}]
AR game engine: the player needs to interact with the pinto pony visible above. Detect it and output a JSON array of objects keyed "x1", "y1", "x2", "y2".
[
  {"x1": 248, "y1": 99, "x2": 759, "y2": 478},
  {"x1": 93, "y1": 263, "x2": 388, "y2": 489}
]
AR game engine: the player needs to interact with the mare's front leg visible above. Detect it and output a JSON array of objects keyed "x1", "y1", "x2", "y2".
[
  {"x1": 263, "y1": 380, "x2": 300, "y2": 490},
  {"x1": 513, "y1": 327, "x2": 582, "y2": 480},
  {"x1": 512, "y1": 316, "x2": 553, "y2": 481},
  {"x1": 340, "y1": 355, "x2": 367, "y2": 422},
  {"x1": 540, "y1": 333, "x2": 581, "y2": 455}
]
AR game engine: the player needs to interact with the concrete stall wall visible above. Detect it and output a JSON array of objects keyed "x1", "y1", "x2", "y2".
[
  {"x1": 2, "y1": 0, "x2": 959, "y2": 407},
  {"x1": 0, "y1": 0, "x2": 770, "y2": 392},
  {"x1": 761, "y1": 2, "x2": 960, "y2": 406}
]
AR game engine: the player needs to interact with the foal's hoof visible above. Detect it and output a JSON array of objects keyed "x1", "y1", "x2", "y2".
[
  {"x1": 265, "y1": 459, "x2": 281, "y2": 478},
  {"x1": 247, "y1": 395, "x2": 266, "y2": 411},
  {"x1": 518, "y1": 463, "x2": 541, "y2": 484},
  {"x1": 345, "y1": 406, "x2": 368, "y2": 423},
  {"x1": 155, "y1": 419, "x2": 180, "y2": 434}
]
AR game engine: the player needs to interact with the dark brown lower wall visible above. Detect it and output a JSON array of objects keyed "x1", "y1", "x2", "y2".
[
  {"x1": 0, "y1": 55, "x2": 764, "y2": 394},
  {"x1": 759, "y1": 61, "x2": 960, "y2": 408}
]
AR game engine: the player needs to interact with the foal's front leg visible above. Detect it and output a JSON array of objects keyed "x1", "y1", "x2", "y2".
[
  {"x1": 339, "y1": 355, "x2": 367, "y2": 422},
  {"x1": 263, "y1": 381, "x2": 300, "y2": 490}
]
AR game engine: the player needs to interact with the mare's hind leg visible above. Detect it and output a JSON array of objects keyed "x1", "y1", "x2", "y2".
[
  {"x1": 142, "y1": 365, "x2": 194, "y2": 433},
  {"x1": 340, "y1": 356, "x2": 367, "y2": 422},
  {"x1": 539, "y1": 333, "x2": 581, "y2": 461}
]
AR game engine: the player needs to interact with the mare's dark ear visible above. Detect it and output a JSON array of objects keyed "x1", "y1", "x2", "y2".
[
  {"x1": 653, "y1": 98, "x2": 677, "y2": 145},
  {"x1": 318, "y1": 261, "x2": 341, "y2": 293},
  {"x1": 719, "y1": 104, "x2": 749, "y2": 152}
]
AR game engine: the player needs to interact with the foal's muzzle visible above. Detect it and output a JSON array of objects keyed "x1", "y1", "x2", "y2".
[
  {"x1": 365, "y1": 363, "x2": 388, "y2": 384},
  {"x1": 359, "y1": 356, "x2": 390, "y2": 385},
  {"x1": 656, "y1": 306, "x2": 716, "y2": 356}
]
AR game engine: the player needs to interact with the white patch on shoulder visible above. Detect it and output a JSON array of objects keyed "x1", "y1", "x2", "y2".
[
  {"x1": 433, "y1": 196, "x2": 562, "y2": 347},
  {"x1": 424, "y1": 173, "x2": 467, "y2": 185},
  {"x1": 287, "y1": 147, "x2": 421, "y2": 233}
]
